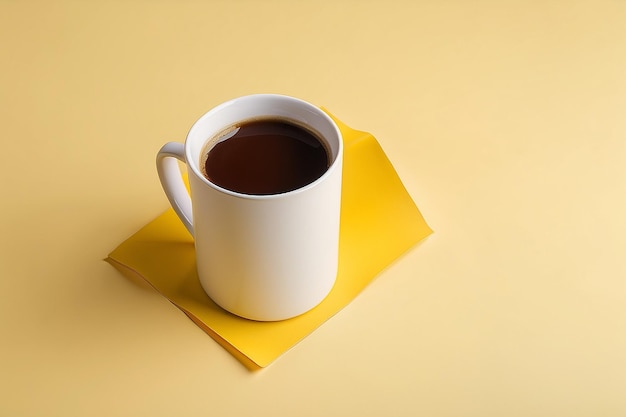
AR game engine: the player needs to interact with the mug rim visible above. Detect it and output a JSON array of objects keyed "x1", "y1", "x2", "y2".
[{"x1": 184, "y1": 94, "x2": 343, "y2": 200}]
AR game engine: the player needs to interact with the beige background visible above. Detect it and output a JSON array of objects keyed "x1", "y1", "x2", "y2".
[{"x1": 1, "y1": 1, "x2": 625, "y2": 416}]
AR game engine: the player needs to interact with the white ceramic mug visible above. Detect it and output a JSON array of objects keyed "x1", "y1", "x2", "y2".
[{"x1": 156, "y1": 94, "x2": 343, "y2": 321}]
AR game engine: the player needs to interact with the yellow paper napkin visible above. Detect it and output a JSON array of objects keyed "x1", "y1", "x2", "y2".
[{"x1": 107, "y1": 111, "x2": 432, "y2": 369}]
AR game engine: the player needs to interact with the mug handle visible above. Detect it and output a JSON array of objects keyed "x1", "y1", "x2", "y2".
[{"x1": 156, "y1": 142, "x2": 194, "y2": 236}]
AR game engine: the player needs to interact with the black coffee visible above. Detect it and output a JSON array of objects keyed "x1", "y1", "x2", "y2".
[{"x1": 202, "y1": 119, "x2": 329, "y2": 195}]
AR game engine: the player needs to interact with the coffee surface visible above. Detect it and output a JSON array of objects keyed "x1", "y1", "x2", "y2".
[{"x1": 202, "y1": 119, "x2": 329, "y2": 195}]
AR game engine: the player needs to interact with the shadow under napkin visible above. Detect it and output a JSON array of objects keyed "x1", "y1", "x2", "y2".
[{"x1": 107, "y1": 111, "x2": 432, "y2": 369}]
